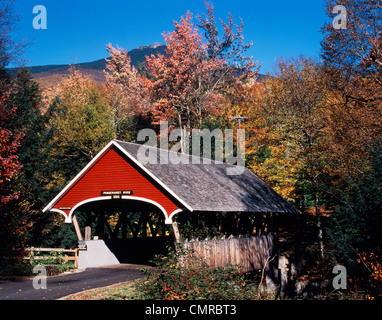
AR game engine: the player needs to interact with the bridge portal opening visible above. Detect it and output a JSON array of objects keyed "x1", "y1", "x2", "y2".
[{"x1": 74, "y1": 199, "x2": 175, "y2": 265}]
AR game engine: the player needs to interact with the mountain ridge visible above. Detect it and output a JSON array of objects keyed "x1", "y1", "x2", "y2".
[
  {"x1": 9, "y1": 43, "x2": 267, "y2": 88},
  {"x1": 11, "y1": 43, "x2": 167, "y2": 75}
]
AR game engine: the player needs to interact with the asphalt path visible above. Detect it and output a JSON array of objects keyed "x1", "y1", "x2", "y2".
[{"x1": 0, "y1": 265, "x2": 148, "y2": 300}]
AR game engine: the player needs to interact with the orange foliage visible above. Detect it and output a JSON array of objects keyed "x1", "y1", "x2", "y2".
[
  {"x1": 146, "y1": 11, "x2": 227, "y2": 129},
  {"x1": 324, "y1": 84, "x2": 382, "y2": 178},
  {"x1": 105, "y1": 44, "x2": 152, "y2": 117},
  {"x1": 0, "y1": 94, "x2": 23, "y2": 199},
  {"x1": 357, "y1": 251, "x2": 382, "y2": 283}
]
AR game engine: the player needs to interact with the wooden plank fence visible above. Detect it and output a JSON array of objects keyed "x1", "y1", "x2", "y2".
[
  {"x1": 24, "y1": 247, "x2": 78, "y2": 268},
  {"x1": 182, "y1": 233, "x2": 276, "y2": 273}
]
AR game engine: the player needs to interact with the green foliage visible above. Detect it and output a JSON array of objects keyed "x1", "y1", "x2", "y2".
[
  {"x1": 176, "y1": 212, "x2": 225, "y2": 240},
  {"x1": 175, "y1": 211, "x2": 268, "y2": 240},
  {"x1": 0, "y1": 250, "x2": 74, "y2": 277},
  {"x1": 0, "y1": 259, "x2": 34, "y2": 277},
  {"x1": 30, "y1": 250, "x2": 72, "y2": 275},
  {"x1": 326, "y1": 144, "x2": 382, "y2": 270},
  {"x1": 4, "y1": 68, "x2": 61, "y2": 247},
  {"x1": 50, "y1": 69, "x2": 115, "y2": 166},
  {"x1": 0, "y1": 68, "x2": 54, "y2": 254},
  {"x1": 133, "y1": 248, "x2": 261, "y2": 300}
]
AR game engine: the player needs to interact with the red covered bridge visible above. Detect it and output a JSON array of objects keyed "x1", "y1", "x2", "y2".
[{"x1": 43, "y1": 140, "x2": 298, "y2": 267}]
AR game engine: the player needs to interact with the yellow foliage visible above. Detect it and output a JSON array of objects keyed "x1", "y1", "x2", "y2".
[{"x1": 48, "y1": 67, "x2": 115, "y2": 159}]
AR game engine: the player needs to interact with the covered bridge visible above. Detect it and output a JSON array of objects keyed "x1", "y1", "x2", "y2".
[{"x1": 43, "y1": 140, "x2": 299, "y2": 268}]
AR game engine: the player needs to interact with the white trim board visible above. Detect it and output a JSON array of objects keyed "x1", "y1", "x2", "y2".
[{"x1": 43, "y1": 140, "x2": 193, "y2": 219}]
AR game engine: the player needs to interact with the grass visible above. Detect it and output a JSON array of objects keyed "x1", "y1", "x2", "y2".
[{"x1": 62, "y1": 280, "x2": 139, "y2": 300}]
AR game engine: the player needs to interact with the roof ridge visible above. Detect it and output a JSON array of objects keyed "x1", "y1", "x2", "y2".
[{"x1": 113, "y1": 139, "x2": 242, "y2": 167}]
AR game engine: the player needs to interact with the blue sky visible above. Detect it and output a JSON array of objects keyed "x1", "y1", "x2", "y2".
[{"x1": 12, "y1": 0, "x2": 329, "y2": 74}]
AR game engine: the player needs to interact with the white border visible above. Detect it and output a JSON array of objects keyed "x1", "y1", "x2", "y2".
[{"x1": 43, "y1": 140, "x2": 193, "y2": 214}]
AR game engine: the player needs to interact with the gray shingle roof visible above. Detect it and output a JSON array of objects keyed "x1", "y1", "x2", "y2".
[{"x1": 114, "y1": 140, "x2": 299, "y2": 214}]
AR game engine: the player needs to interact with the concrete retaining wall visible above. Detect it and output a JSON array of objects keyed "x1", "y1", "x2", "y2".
[{"x1": 77, "y1": 240, "x2": 120, "y2": 270}]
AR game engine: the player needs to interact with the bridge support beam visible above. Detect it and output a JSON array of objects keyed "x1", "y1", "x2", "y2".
[{"x1": 72, "y1": 215, "x2": 83, "y2": 241}]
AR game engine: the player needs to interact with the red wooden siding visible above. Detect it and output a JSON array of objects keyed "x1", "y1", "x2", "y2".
[{"x1": 52, "y1": 146, "x2": 180, "y2": 220}]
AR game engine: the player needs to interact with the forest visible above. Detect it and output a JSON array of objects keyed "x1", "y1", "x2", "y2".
[{"x1": 0, "y1": 0, "x2": 381, "y2": 299}]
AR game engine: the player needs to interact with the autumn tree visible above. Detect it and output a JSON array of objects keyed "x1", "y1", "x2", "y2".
[
  {"x1": 146, "y1": 11, "x2": 221, "y2": 131},
  {"x1": 321, "y1": 0, "x2": 382, "y2": 275},
  {"x1": 220, "y1": 78, "x2": 269, "y2": 171},
  {"x1": 2, "y1": 68, "x2": 62, "y2": 246},
  {"x1": 147, "y1": 7, "x2": 258, "y2": 132},
  {"x1": 105, "y1": 44, "x2": 153, "y2": 139},
  {"x1": 321, "y1": 0, "x2": 382, "y2": 93},
  {"x1": 259, "y1": 57, "x2": 330, "y2": 258},
  {"x1": 0, "y1": 0, "x2": 32, "y2": 259},
  {"x1": 4, "y1": 68, "x2": 52, "y2": 202},
  {"x1": 49, "y1": 68, "x2": 115, "y2": 179},
  {"x1": 106, "y1": 2, "x2": 258, "y2": 139},
  {"x1": 0, "y1": 92, "x2": 26, "y2": 258},
  {"x1": 197, "y1": 1, "x2": 257, "y2": 77},
  {"x1": 321, "y1": 0, "x2": 382, "y2": 176}
]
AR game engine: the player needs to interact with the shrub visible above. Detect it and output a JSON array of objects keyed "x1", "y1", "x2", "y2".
[
  {"x1": 133, "y1": 248, "x2": 261, "y2": 300},
  {"x1": 30, "y1": 250, "x2": 72, "y2": 275},
  {"x1": 0, "y1": 259, "x2": 34, "y2": 277}
]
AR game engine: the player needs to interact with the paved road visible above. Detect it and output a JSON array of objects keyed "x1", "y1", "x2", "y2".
[{"x1": 0, "y1": 265, "x2": 149, "y2": 300}]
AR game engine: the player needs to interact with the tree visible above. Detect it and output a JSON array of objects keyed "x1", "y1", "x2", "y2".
[
  {"x1": 220, "y1": 79, "x2": 273, "y2": 184},
  {"x1": 0, "y1": 0, "x2": 31, "y2": 259},
  {"x1": 0, "y1": 0, "x2": 26, "y2": 92},
  {"x1": 0, "y1": 95, "x2": 22, "y2": 206},
  {"x1": 321, "y1": 0, "x2": 382, "y2": 176},
  {"x1": 146, "y1": 7, "x2": 258, "y2": 132},
  {"x1": 104, "y1": 3, "x2": 259, "y2": 136},
  {"x1": 0, "y1": 0, "x2": 25, "y2": 67},
  {"x1": 322, "y1": 0, "x2": 382, "y2": 80},
  {"x1": 321, "y1": 0, "x2": 382, "y2": 276},
  {"x1": 49, "y1": 68, "x2": 115, "y2": 174},
  {"x1": 146, "y1": 11, "x2": 224, "y2": 131},
  {"x1": 105, "y1": 44, "x2": 153, "y2": 139},
  {"x1": 326, "y1": 146, "x2": 382, "y2": 271},
  {"x1": 197, "y1": 1, "x2": 257, "y2": 76},
  {"x1": 5, "y1": 68, "x2": 51, "y2": 194},
  {"x1": 260, "y1": 57, "x2": 330, "y2": 258},
  {"x1": 3, "y1": 68, "x2": 60, "y2": 246},
  {"x1": 0, "y1": 92, "x2": 26, "y2": 258}
]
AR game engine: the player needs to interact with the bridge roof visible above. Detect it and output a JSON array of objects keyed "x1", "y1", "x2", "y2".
[
  {"x1": 114, "y1": 140, "x2": 299, "y2": 215},
  {"x1": 43, "y1": 140, "x2": 299, "y2": 224}
]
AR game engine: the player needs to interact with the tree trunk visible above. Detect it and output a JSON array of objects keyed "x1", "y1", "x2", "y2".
[{"x1": 314, "y1": 189, "x2": 325, "y2": 259}]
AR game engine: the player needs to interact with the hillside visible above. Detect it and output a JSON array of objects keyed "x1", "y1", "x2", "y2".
[
  {"x1": 11, "y1": 43, "x2": 167, "y2": 88},
  {"x1": 9, "y1": 43, "x2": 268, "y2": 88}
]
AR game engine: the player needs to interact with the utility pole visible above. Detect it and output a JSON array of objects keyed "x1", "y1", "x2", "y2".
[{"x1": 228, "y1": 115, "x2": 247, "y2": 128}]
